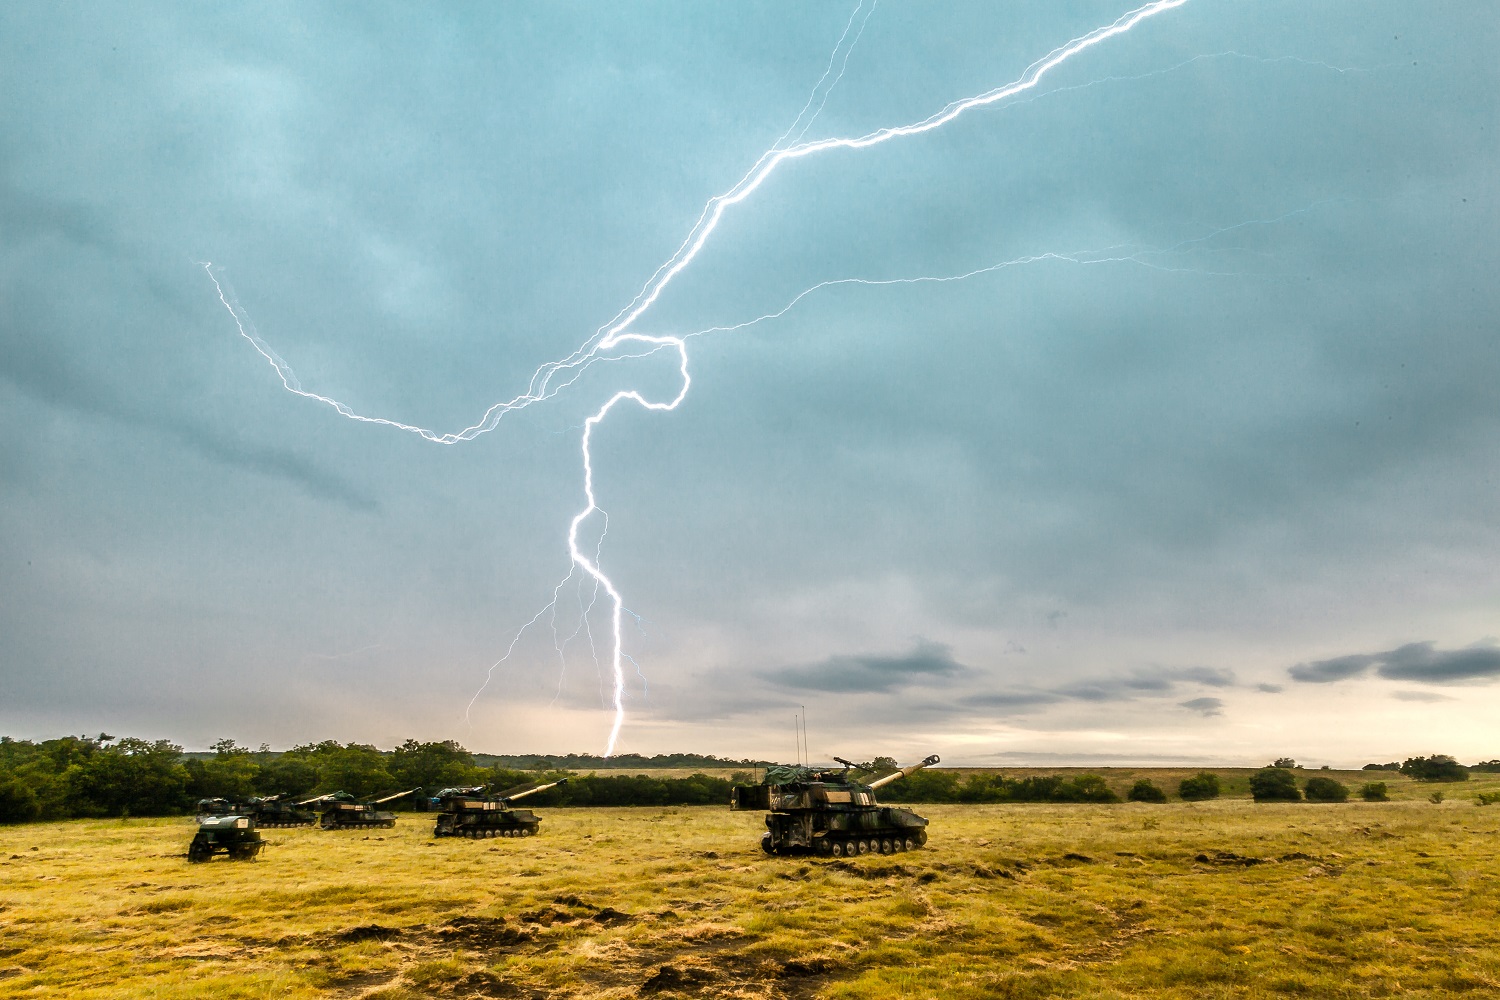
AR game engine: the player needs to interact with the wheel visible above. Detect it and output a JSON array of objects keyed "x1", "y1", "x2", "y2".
[
  {"x1": 916, "y1": 830, "x2": 927, "y2": 847},
  {"x1": 855, "y1": 840, "x2": 867, "y2": 855},
  {"x1": 522, "y1": 827, "x2": 535, "y2": 837},
  {"x1": 902, "y1": 837, "x2": 914, "y2": 852},
  {"x1": 816, "y1": 839, "x2": 832, "y2": 856},
  {"x1": 880, "y1": 838, "x2": 893, "y2": 855},
  {"x1": 830, "y1": 841, "x2": 845, "y2": 857},
  {"x1": 761, "y1": 834, "x2": 776, "y2": 855}
]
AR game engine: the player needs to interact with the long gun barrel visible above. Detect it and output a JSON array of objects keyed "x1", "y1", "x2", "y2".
[
  {"x1": 867, "y1": 754, "x2": 941, "y2": 791},
  {"x1": 371, "y1": 786, "x2": 422, "y2": 806},
  {"x1": 501, "y1": 777, "x2": 568, "y2": 803},
  {"x1": 295, "y1": 793, "x2": 336, "y2": 807}
]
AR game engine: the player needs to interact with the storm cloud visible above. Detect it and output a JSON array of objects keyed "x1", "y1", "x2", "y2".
[
  {"x1": 1289, "y1": 641, "x2": 1500, "y2": 686},
  {"x1": 763, "y1": 638, "x2": 967, "y2": 694},
  {"x1": 1, "y1": 3, "x2": 1497, "y2": 761}
]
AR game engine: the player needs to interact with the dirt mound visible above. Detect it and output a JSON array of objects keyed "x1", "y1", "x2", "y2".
[
  {"x1": 454, "y1": 969, "x2": 524, "y2": 997},
  {"x1": 779, "y1": 957, "x2": 835, "y2": 977},
  {"x1": 334, "y1": 924, "x2": 402, "y2": 942},
  {"x1": 592, "y1": 907, "x2": 632, "y2": 924},
  {"x1": 439, "y1": 916, "x2": 533, "y2": 948},
  {"x1": 640, "y1": 964, "x2": 717, "y2": 994},
  {"x1": 1194, "y1": 851, "x2": 1270, "y2": 866}
]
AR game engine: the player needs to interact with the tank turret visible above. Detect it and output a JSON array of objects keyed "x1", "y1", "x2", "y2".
[
  {"x1": 731, "y1": 754, "x2": 940, "y2": 857},
  {"x1": 432, "y1": 778, "x2": 568, "y2": 839}
]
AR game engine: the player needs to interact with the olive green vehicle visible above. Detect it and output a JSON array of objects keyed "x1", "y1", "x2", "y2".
[
  {"x1": 195, "y1": 794, "x2": 316, "y2": 828},
  {"x1": 731, "y1": 754, "x2": 940, "y2": 857},
  {"x1": 188, "y1": 814, "x2": 266, "y2": 862},
  {"x1": 303, "y1": 788, "x2": 421, "y2": 830},
  {"x1": 431, "y1": 778, "x2": 568, "y2": 839}
]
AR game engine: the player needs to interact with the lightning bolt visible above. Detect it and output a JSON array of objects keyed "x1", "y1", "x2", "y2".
[{"x1": 210, "y1": 0, "x2": 1198, "y2": 755}]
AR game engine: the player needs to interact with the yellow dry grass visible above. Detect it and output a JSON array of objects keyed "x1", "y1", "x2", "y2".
[{"x1": 3, "y1": 791, "x2": 1499, "y2": 998}]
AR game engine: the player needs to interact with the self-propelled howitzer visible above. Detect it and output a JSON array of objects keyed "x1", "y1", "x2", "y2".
[
  {"x1": 731, "y1": 754, "x2": 940, "y2": 857},
  {"x1": 307, "y1": 787, "x2": 422, "y2": 830},
  {"x1": 432, "y1": 778, "x2": 568, "y2": 839}
]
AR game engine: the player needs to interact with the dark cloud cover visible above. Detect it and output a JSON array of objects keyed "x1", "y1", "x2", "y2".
[
  {"x1": 763, "y1": 638, "x2": 966, "y2": 694},
  {"x1": 0, "y1": 3, "x2": 1496, "y2": 758},
  {"x1": 1289, "y1": 641, "x2": 1500, "y2": 686},
  {"x1": 1179, "y1": 697, "x2": 1224, "y2": 717}
]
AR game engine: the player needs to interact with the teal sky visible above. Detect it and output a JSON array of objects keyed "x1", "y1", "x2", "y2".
[{"x1": 2, "y1": 2, "x2": 1497, "y2": 765}]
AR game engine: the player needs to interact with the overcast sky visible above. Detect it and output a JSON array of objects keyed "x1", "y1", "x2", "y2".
[{"x1": 2, "y1": 2, "x2": 1496, "y2": 766}]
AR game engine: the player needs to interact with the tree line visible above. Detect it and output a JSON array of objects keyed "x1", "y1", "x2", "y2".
[
  {"x1": 4, "y1": 735, "x2": 1493, "y2": 824},
  {"x1": 0, "y1": 735, "x2": 757, "y2": 824}
]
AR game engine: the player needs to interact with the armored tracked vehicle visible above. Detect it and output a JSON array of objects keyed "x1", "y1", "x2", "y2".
[
  {"x1": 247, "y1": 794, "x2": 318, "y2": 828},
  {"x1": 305, "y1": 788, "x2": 420, "y2": 830},
  {"x1": 432, "y1": 778, "x2": 568, "y2": 838},
  {"x1": 194, "y1": 794, "x2": 317, "y2": 828},
  {"x1": 188, "y1": 814, "x2": 266, "y2": 862},
  {"x1": 731, "y1": 754, "x2": 940, "y2": 857}
]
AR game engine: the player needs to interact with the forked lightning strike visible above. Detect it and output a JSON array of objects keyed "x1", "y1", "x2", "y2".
[{"x1": 209, "y1": 0, "x2": 1193, "y2": 755}]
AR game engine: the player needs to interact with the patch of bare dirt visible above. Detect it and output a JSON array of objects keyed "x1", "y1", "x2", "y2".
[
  {"x1": 1194, "y1": 850, "x2": 1271, "y2": 866},
  {"x1": 438, "y1": 916, "x2": 534, "y2": 948}
]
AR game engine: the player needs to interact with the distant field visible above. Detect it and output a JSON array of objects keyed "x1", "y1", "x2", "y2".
[
  {"x1": 3, "y1": 789, "x2": 1498, "y2": 998},
  {"x1": 567, "y1": 766, "x2": 1500, "y2": 803}
]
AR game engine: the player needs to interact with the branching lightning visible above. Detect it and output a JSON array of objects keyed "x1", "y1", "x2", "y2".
[{"x1": 209, "y1": 0, "x2": 1205, "y2": 755}]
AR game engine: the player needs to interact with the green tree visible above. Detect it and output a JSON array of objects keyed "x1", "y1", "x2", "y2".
[
  {"x1": 253, "y1": 753, "x2": 321, "y2": 798},
  {"x1": 185, "y1": 739, "x2": 260, "y2": 800},
  {"x1": 1400, "y1": 755, "x2": 1469, "y2": 782},
  {"x1": 66, "y1": 738, "x2": 190, "y2": 816},
  {"x1": 1178, "y1": 772, "x2": 1221, "y2": 801},
  {"x1": 1127, "y1": 779, "x2": 1167, "y2": 803},
  {"x1": 1249, "y1": 767, "x2": 1301, "y2": 802},
  {"x1": 317, "y1": 743, "x2": 394, "y2": 797},
  {"x1": 1303, "y1": 776, "x2": 1349, "y2": 802},
  {"x1": 388, "y1": 739, "x2": 484, "y2": 791},
  {"x1": 0, "y1": 775, "x2": 40, "y2": 824},
  {"x1": 1359, "y1": 781, "x2": 1389, "y2": 801}
]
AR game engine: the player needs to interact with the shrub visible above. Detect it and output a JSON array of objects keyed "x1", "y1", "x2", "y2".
[
  {"x1": 1303, "y1": 776, "x2": 1349, "y2": 802},
  {"x1": 1127, "y1": 779, "x2": 1167, "y2": 803},
  {"x1": 1428, "y1": 791, "x2": 1445, "y2": 804},
  {"x1": 1360, "y1": 782, "x2": 1389, "y2": 802},
  {"x1": 0, "y1": 776, "x2": 41, "y2": 824},
  {"x1": 1401, "y1": 755, "x2": 1468, "y2": 782},
  {"x1": 1249, "y1": 767, "x2": 1301, "y2": 802},
  {"x1": 1272, "y1": 758, "x2": 1297, "y2": 769},
  {"x1": 1474, "y1": 792, "x2": 1500, "y2": 806},
  {"x1": 1178, "y1": 772, "x2": 1221, "y2": 801},
  {"x1": 1363, "y1": 762, "x2": 1401, "y2": 771}
]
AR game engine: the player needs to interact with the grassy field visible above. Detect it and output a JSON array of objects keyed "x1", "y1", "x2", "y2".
[{"x1": 3, "y1": 786, "x2": 1499, "y2": 998}]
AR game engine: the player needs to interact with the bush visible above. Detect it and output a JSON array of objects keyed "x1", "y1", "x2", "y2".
[
  {"x1": 1428, "y1": 791, "x2": 1445, "y2": 804},
  {"x1": 1178, "y1": 772, "x2": 1221, "y2": 801},
  {"x1": 1303, "y1": 776, "x2": 1349, "y2": 802},
  {"x1": 1249, "y1": 767, "x2": 1301, "y2": 802},
  {"x1": 1470, "y1": 760, "x2": 1500, "y2": 773},
  {"x1": 1127, "y1": 779, "x2": 1167, "y2": 803},
  {"x1": 1363, "y1": 762, "x2": 1401, "y2": 771},
  {"x1": 0, "y1": 776, "x2": 40, "y2": 824},
  {"x1": 1272, "y1": 758, "x2": 1297, "y2": 769},
  {"x1": 1474, "y1": 792, "x2": 1500, "y2": 806},
  {"x1": 1360, "y1": 782, "x2": 1389, "y2": 802},
  {"x1": 1401, "y1": 755, "x2": 1468, "y2": 782}
]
